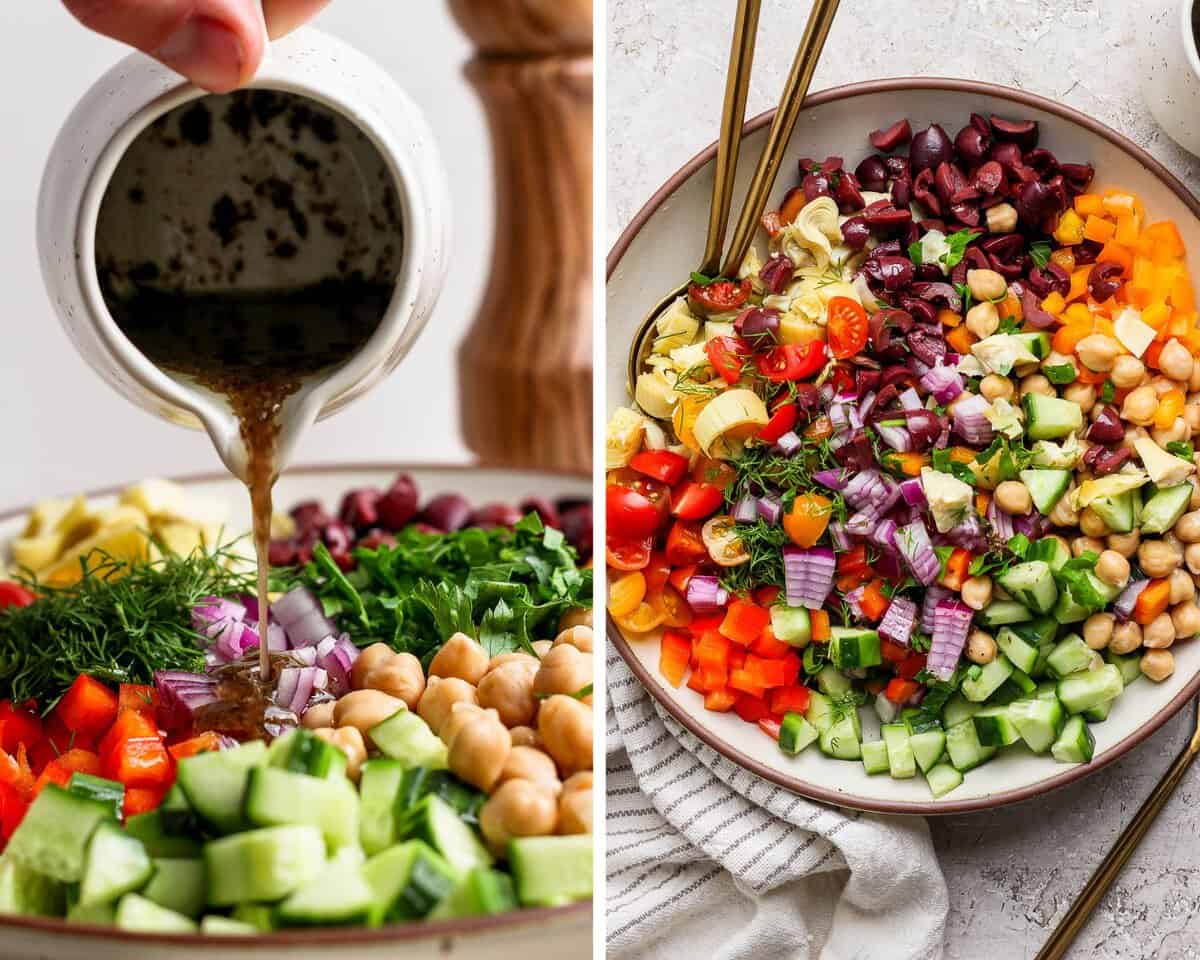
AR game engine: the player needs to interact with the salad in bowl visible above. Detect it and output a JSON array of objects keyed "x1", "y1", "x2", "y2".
[{"x1": 606, "y1": 109, "x2": 1200, "y2": 800}]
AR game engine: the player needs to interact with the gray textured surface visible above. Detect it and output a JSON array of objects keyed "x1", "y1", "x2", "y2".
[{"x1": 607, "y1": 2, "x2": 1200, "y2": 957}]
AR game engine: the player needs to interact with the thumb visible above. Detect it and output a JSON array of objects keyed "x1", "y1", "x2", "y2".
[{"x1": 62, "y1": 0, "x2": 267, "y2": 93}]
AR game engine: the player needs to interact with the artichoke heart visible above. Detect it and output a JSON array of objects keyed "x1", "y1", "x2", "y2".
[
  {"x1": 653, "y1": 297, "x2": 700, "y2": 354},
  {"x1": 635, "y1": 369, "x2": 680, "y2": 420},
  {"x1": 692, "y1": 389, "x2": 769, "y2": 459},
  {"x1": 1071, "y1": 471, "x2": 1148, "y2": 510},
  {"x1": 777, "y1": 196, "x2": 842, "y2": 269},
  {"x1": 606, "y1": 406, "x2": 646, "y2": 469}
]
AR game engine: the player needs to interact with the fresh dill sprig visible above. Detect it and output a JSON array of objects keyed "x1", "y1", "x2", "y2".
[{"x1": 718, "y1": 519, "x2": 788, "y2": 595}]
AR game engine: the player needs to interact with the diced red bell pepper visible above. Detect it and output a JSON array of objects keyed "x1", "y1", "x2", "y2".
[
  {"x1": 167, "y1": 732, "x2": 223, "y2": 762},
  {"x1": 123, "y1": 786, "x2": 168, "y2": 820},
  {"x1": 57, "y1": 676, "x2": 120, "y2": 739},
  {"x1": 769, "y1": 685, "x2": 812, "y2": 715},
  {"x1": 671, "y1": 483, "x2": 725, "y2": 521},
  {"x1": 0, "y1": 583, "x2": 36, "y2": 610},
  {"x1": 45, "y1": 710, "x2": 96, "y2": 755},
  {"x1": 704, "y1": 689, "x2": 738, "y2": 712},
  {"x1": 0, "y1": 781, "x2": 27, "y2": 839},
  {"x1": 118, "y1": 684, "x2": 159, "y2": 718},
  {"x1": 694, "y1": 631, "x2": 732, "y2": 671},
  {"x1": 897, "y1": 652, "x2": 927, "y2": 680},
  {"x1": 753, "y1": 585, "x2": 781, "y2": 607},
  {"x1": 668, "y1": 564, "x2": 699, "y2": 595},
  {"x1": 0, "y1": 702, "x2": 43, "y2": 756},
  {"x1": 630, "y1": 450, "x2": 690, "y2": 486},
  {"x1": 719, "y1": 600, "x2": 771, "y2": 646},
  {"x1": 732, "y1": 693, "x2": 772, "y2": 724},
  {"x1": 0, "y1": 746, "x2": 35, "y2": 801},
  {"x1": 880, "y1": 638, "x2": 908, "y2": 663},
  {"x1": 728, "y1": 669, "x2": 766, "y2": 698},
  {"x1": 860, "y1": 580, "x2": 890, "y2": 622},
  {"x1": 743, "y1": 654, "x2": 800, "y2": 689},
  {"x1": 757, "y1": 718, "x2": 783, "y2": 741},
  {"x1": 34, "y1": 749, "x2": 102, "y2": 796},
  {"x1": 885, "y1": 678, "x2": 921, "y2": 704},
  {"x1": 757, "y1": 401, "x2": 798, "y2": 443},
  {"x1": 837, "y1": 543, "x2": 871, "y2": 577},
  {"x1": 688, "y1": 665, "x2": 727, "y2": 694},
  {"x1": 104, "y1": 737, "x2": 173, "y2": 789},
  {"x1": 98, "y1": 709, "x2": 159, "y2": 760},
  {"x1": 665, "y1": 521, "x2": 709, "y2": 566},
  {"x1": 689, "y1": 611, "x2": 725, "y2": 634},
  {"x1": 659, "y1": 631, "x2": 693, "y2": 689},
  {"x1": 749, "y1": 628, "x2": 792, "y2": 660}
]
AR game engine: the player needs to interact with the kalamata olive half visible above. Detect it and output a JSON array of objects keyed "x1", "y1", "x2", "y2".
[
  {"x1": 321, "y1": 520, "x2": 356, "y2": 555},
  {"x1": 559, "y1": 503, "x2": 593, "y2": 560},
  {"x1": 421, "y1": 492, "x2": 472, "y2": 532},
  {"x1": 290, "y1": 500, "x2": 331, "y2": 534},
  {"x1": 870, "y1": 119, "x2": 912, "y2": 152},
  {"x1": 339, "y1": 488, "x2": 381, "y2": 530},
  {"x1": 1015, "y1": 180, "x2": 1060, "y2": 225},
  {"x1": 1074, "y1": 239, "x2": 1102, "y2": 265},
  {"x1": 840, "y1": 217, "x2": 870, "y2": 251},
  {"x1": 377, "y1": 474, "x2": 420, "y2": 530},
  {"x1": 760, "y1": 254, "x2": 795, "y2": 293},
  {"x1": 268, "y1": 539, "x2": 299, "y2": 566},
  {"x1": 471, "y1": 503, "x2": 525, "y2": 530},
  {"x1": 954, "y1": 123, "x2": 991, "y2": 161},
  {"x1": 833, "y1": 173, "x2": 865, "y2": 213},
  {"x1": 989, "y1": 114, "x2": 1039, "y2": 150},
  {"x1": 735, "y1": 306, "x2": 781, "y2": 345},
  {"x1": 519, "y1": 497, "x2": 561, "y2": 529},
  {"x1": 909, "y1": 124, "x2": 954, "y2": 173},
  {"x1": 855, "y1": 155, "x2": 889, "y2": 192},
  {"x1": 1088, "y1": 261, "x2": 1124, "y2": 302},
  {"x1": 802, "y1": 171, "x2": 833, "y2": 202},
  {"x1": 1087, "y1": 406, "x2": 1126, "y2": 445}
]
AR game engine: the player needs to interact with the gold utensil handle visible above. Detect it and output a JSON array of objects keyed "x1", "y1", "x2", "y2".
[
  {"x1": 1035, "y1": 700, "x2": 1200, "y2": 960},
  {"x1": 721, "y1": 0, "x2": 841, "y2": 278},
  {"x1": 699, "y1": 0, "x2": 762, "y2": 277}
]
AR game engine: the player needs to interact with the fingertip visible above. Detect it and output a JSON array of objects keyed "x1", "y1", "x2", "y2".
[
  {"x1": 155, "y1": 16, "x2": 247, "y2": 93},
  {"x1": 263, "y1": 0, "x2": 332, "y2": 40}
]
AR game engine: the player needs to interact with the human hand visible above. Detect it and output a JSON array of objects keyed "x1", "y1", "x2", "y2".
[{"x1": 62, "y1": 0, "x2": 331, "y2": 93}]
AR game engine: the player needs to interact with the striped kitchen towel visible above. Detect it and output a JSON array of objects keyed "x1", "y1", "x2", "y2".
[{"x1": 606, "y1": 643, "x2": 948, "y2": 960}]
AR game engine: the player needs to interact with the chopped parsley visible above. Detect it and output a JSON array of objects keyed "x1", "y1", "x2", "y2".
[
  {"x1": 931, "y1": 447, "x2": 976, "y2": 484},
  {"x1": 1029, "y1": 241, "x2": 1052, "y2": 269},
  {"x1": 1168, "y1": 440, "x2": 1195, "y2": 460},
  {"x1": 1043, "y1": 362, "x2": 1078, "y2": 385},
  {"x1": 1100, "y1": 380, "x2": 1116, "y2": 404},
  {"x1": 908, "y1": 241, "x2": 924, "y2": 265},
  {"x1": 943, "y1": 229, "x2": 980, "y2": 270}
]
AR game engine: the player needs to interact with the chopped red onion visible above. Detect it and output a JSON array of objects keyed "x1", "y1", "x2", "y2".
[
  {"x1": 877, "y1": 425, "x2": 912, "y2": 452},
  {"x1": 843, "y1": 471, "x2": 886, "y2": 509},
  {"x1": 920, "y1": 361, "x2": 964, "y2": 404},
  {"x1": 815, "y1": 468, "x2": 851, "y2": 491},
  {"x1": 757, "y1": 495, "x2": 783, "y2": 525},
  {"x1": 899, "y1": 478, "x2": 926, "y2": 506},
  {"x1": 315, "y1": 633, "x2": 360, "y2": 697},
  {"x1": 952, "y1": 394, "x2": 994, "y2": 445},
  {"x1": 928, "y1": 599, "x2": 974, "y2": 680},
  {"x1": 859, "y1": 390, "x2": 878, "y2": 419},
  {"x1": 275, "y1": 666, "x2": 323, "y2": 714},
  {"x1": 1114, "y1": 579, "x2": 1149, "y2": 622},
  {"x1": 191, "y1": 596, "x2": 247, "y2": 642},
  {"x1": 783, "y1": 545, "x2": 836, "y2": 608},
  {"x1": 898, "y1": 387, "x2": 923, "y2": 411},
  {"x1": 921, "y1": 585, "x2": 953, "y2": 633},
  {"x1": 879, "y1": 595, "x2": 918, "y2": 646},
  {"x1": 687, "y1": 575, "x2": 729, "y2": 614},
  {"x1": 733, "y1": 494, "x2": 758, "y2": 523},
  {"x1": 773, "y1": 431, "x2": 803, "y2": 456},
  {"x1": 154, "y1": 670, "x2": 217, "y2": 731},
  {"x1": 874, "y1": 692, "x2": 901, "y2": 723},
  {"x1": 986, "y1": 497, "x2": 1016, "y2": 541},
  {"x1": 871, "y1": 518, "x2": 899, "y2": 549},
  {"x1": 272, "y1": 586, "x2": 337, "y2": 648},
  {"x1": 844, "y1": 585, "x2": 866, "y2": 620},
  {"x1": 828, "y1": 520, "x2": 851, "y2": 551},
  {"x1": 829, "y1": 403, "x2": 850, "y2": 434},
  {"x1": 896, "y1": 520, "x2": 941, "y2": 585}
]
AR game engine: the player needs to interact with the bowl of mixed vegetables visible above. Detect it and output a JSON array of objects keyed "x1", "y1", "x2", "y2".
[
  {"x1": 0, "y1": 466, "x2": 592, "y2": 958},
  {"x1": 605, "y1": 79, "x2": 1200, "y2": 813}
]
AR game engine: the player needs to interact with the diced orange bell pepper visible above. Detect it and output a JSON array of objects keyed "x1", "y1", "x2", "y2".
[
  {"x1": 1142, "y1": 302, "x2": 1171, "y2": 334},
  {"x1": 703, "y1": 689, "x2": 737, "y2": 712},
  {"x1": 167, "y1": 731, "x2": 224, "y2": 762},
  {"x1": 104, "y1": 737, "x2": 173, "y2": 789},
  {"x1": 122, "y1": 786, "x2": 168, "y2": 820},
  {"x1": 1116, "y1": 215, "x2": 1140, "y2": 247},
  {"x1": 939, "y1": 548, "x2": 972, "y2": 592},
  {"x1": 98, "y1": 709, "x2": 159, "y2": 760},
  {"x1": 57, "y1": 676, "x2": 120, "y2": 739},
  {"x1": 769, "y1": 685, "x2": 812, "y2": 715},
  {"x1": 1082, "y1": 215, "x2": 1115, "y2": 244},
  {"x1": 998, "y1": 289, "x2": 1023, "y2": 324},
  {"x1": 719, "y1": 599, "x2": 771, "y2": 646},
  {"x1": 880, "y1": 638, "x2": 908, "y2": 663},
  {"x1": 859, "y1": 580, "x2": 890, "y2": 622},
  {"x1": 1040, "y1": 291, "x2": 1066, "y2": 315},
  {"x1": 1066, "y1": 267, "x2": 1092, "y2": 303},
  {"x1": 1050, "y1": 248, "x2": 1076, "y2": 274},
  {"x1": 885, "y1": 678, "x2": 921, "y2": 705},
  {"x1": 810, "y1": 610, "x2": 831, "y2": 644},
  {"x1": 659, "y1": 630, "x2": 693, "y2": 688},
  {"x1": 1134, "y1": 579, "x2": 1171, "y2": 625},
  {"x1": 888, "y1": 451, "x2": 929, "y2": 477},
  {"x1": 1102, "y1": 191, "x2": 1136, "y2": 216},
  {"x1": 1074, "y1": 193, "x2": 1105, "y2": 216},
  {"x1": 1098, "y1": 242, "x2": 1133, "y2": 275},
  {"x1": 937, "y1": 307, "x2": 962, "y2": 328},
  {"x1": 1139, "y1": 221, "x2": 1186, "y2": 261},
  {"x1": 975, "y1": 491, "x2": 991, "y2": 516},
  {"x1": 1054, "y1": 208, "x2": 1086, "y2": 245},
  {"x1": 1052, "y1": 320, "x2": 1093, "y2": 356},
  {"x1": 1155, "y1": 390, "x2": 1185, "y2": 430},
  {"x1": 1171, "y1": 272, "x2": 1196, "y2": 312},
  {"x1": 945, "y1": 325, "x2": 976, "y2": 355}
]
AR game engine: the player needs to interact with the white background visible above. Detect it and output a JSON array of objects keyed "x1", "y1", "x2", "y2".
[{"x1": 0, "y1": 2, "x2": 485, "y2": 508}]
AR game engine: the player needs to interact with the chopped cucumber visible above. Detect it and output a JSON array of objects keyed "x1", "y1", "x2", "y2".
[
  {"x1": 1019, "y1": 469, "x2": 1071, "y2": 514},
  {"x1": 945, "y1": 719, "x2": 997, "y2": 772},
  {"x1": 771, "y1": 606, "x2": 811, "y2": 647},
  {"x1": 141, "y1": 858, "x2": 205, "y2": 919},
  {"x1": 779, "y1": 712, "x2": 819, "y2": 755},
  {"x1": 67, "y1": 901, "x2": 115, "y2": 925},
  {"x1": 176, "y1": 740, "x2": 268, "y2": 835},
  {"x1": 1051, "y1": 715, "x2": 1096, "y2": 763},
  {"x1": 1140, "y1": 483, "x2": 1194, "y2": 534},
  {"x1": 961, "y1": 655, "x2": 1014, "y2": 702},
  {"x1": 881, "y1": 723, "x2": 916, "y2": 779},
  {"x1": 231, "y1": 902, "x2": 275, "y2": 930},
  {"x1": 6, "y1": 784, "x2": 113, "y2": 883},
  {"x1": 158, "y1": 783, "x2": 196, "y2": 836},
  {"x1": 1107, "y1": 649, "x2": 1144, "y2": 686},
  {"x1": 901, "y1": 707, "x2": 941, "y2": 735},
  {"x1": 1032, "y1": 680, "x2": 1060, "y2": 701},
  {"x1": 0, "y1": 857, "x2": 66, "y2": 917},
  {"x1": 925, "y1": 763, "x2": 964, "y2": 799},
  {"x1": 78, "y1": 822, "x2": 153, "y2": 908},
  {"x1": 1045, "y1": 634, "x2": 1094, "y2": 679},
  {"x1": 68, "y1": 774, "x2": 125, "y2": 821},
  {"x1": 428, "y1": 867, "x2": 518, "y2": 919},
  {"x1": 1014, "y1": 331, "x2": 1051, "y2": 359},
  {"x1": 805, "y1": 691, "x2": 836, "y2": 732},
  {"x1": 1009, "y1": 697, "x2": 1067, "y2": 753},
  {"x1": 975, "y1": 600, "x2": 1031, "y2": 627},
  {"x1": 860, "y1": 740, "x2": 890, "y2": 775},
  {"x1": 267, "y1": 728, "x2": 348, "y2": 780},
  {"x1": 1026, "y1": 538, "x2": 1070, "y2": 571},
  {"x1": 1023, "y1": 393, "x2": 1083, "y2": 440},
  {"x1": 997, "y1": 561, "x2": 1058, "y2": 615},
  {"x1": 1057, "y1": 663, "x2": 1124, "y2": 714},
  {"x1": 818, "y1": 715, "x2": 861, "y2": 761},
  {"x1": 397, "y1": 768, "x2": 485, "y2": 826},
  {"x1": 1090, "y1": 491, "x2": 1136, "y2": 534},
  {"x1": 996, "y1": 627, "x2": 1040, "y2": 675},
  {"x1": 909, "y1": 730, "x2": 947, "y2": 774},
  {"x1": 1084, "y1": 699, "x2": 1114, "y2": 722},
  {"x1": 972, "y1": 706, "x2": 1020, "y2": 747},
  {"x1": 816, "y1": 665, "x2": 852, "y2": 697},
  {"x1": 398, "y1": 795, "x2": 493, "y2": 875},
  {"x1": 201, "y1": 915, "x2": 260, "y2": 934},
  {"x1": 1052, "y1": 587, "x2": 1092, "y2": 625},
  {"x1": 244, "y1": 766, "x2": 360, "y2": 852},
  {"x1": 277, "y1": 847, "x2": 375, "y2": 927},
  {"x1": 124, "y1": 811, "x2": 202, "y2": 859},
  {"x1": 509, "y1": 835, "x2": 592, "y2": 907},
  {"x1": 114, "y1": 893, "x2": 197, "y2": 933},
  {"x1": 363, "y1": 840, "x2": 458, "y2": 925},
  {"x1": 359, "y1": 759, "x2": 405, "y2": 856},
  {"x1": 204, "y1": 825, "x2": 326, "y2": 906},
  {"x1": 369, "y1": 709, "x2": 448, "y2": 769},
  {"x1": 941, "y1": 694, "x2": 982, "y2": 729},
  {"x1": 829, "y1": 628, "x2": 882, "y2": 669}
]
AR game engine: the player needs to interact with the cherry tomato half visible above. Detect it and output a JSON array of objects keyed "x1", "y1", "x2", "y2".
[
  {"x1": 687, "y1": 277, "x2": 751, "y2": 317},
  {"x1": 826, "y1": 296, "x2": 869, "y2": 359},
  {"x1": 649, "y1": 585, "x2": 693, "y2": 629},
  {"x1": 704, "y1": 335, "x2": 750, "y2": 385},
  {"x1": 757, "y1": 401, "x2": 798, "y2": 444},
  {"x1": 665, "y1": 521, "x2": 708, "y2": 567},
  {"x1": 0, "y1": 583, "x2": 35, "y2": 610},
  {"x1": 755, "y1": 341, "x2": 827, "y2": 382},
  {"x1": 630, "y1": 450, "x2": 689, "y2": 487},
  {"x1": 671, "y1": 482, "x2": 725, "y2": 521},
  {"x1": 606, "y1": 536, "x2": 653, "y2": 571},
  {"x1": 690, "y1": 457, "x2": 737, "y2": 491}
]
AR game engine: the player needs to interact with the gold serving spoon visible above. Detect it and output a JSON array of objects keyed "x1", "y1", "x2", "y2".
[
  {"x1": 1036, "y1": 695, "x2": 1200, "y2": 959},
  {"x1": 625, "y1": 0, "x2": 842, "y2": 394}
]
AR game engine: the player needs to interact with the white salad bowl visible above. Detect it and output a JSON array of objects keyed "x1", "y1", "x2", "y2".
[
  {"x1": 0, "y1": 465, "x2": 590, "y2": 959},
  {"x1": 606, "y1": 78, "x2": 1200, "y2": 815}
]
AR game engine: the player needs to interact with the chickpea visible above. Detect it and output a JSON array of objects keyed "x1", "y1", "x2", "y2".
[
  {"x1": 498, "y1": 746, "x2": 562, "y2": 794},
  {"x1": 1143, "y1": 612, "x2": 1177, "y2": 649},
  {"x1": 538, "y1": 695, "x2": 592, "y2": 776},
  {"x1": 301, "y1": 700, "x2": 335, "y2": 730},
  {"x1": 532, "y1": 640, "x2": 554, "y2": 658},
  {"x1": 960, "y1": 575, "x2": 993, "y2": 611},
  {"x1": 1140, "y1": 649, "x2": 1175, "y2": 682},
  {"x1": 1020, "y1": 373, "x2": 1055, "y2": 398},
  {"x1": 446, "y1": 705, "x2": 512, "y2": 792},
  {"x1": 558, "y1": 784, "x2": 592, "y2": 836},
  {"x1": 1192, "y1": 482, "x2": 1200, "y2": 511},
  {"x1": 1106, "y1": 530, "x2": 1141, "y2": 558},
  {"x1": 489, "y1": 652, "x2": 539, "y2": 672},
  {"x1": 312, "y1": 726, "x2": 367, "y2": 782},
  {"x1": 509, "y1": 725, "x2": 543, "y2": 749},
  {"x1": 986, "y1": 202, "x2": 1018, "y2": 233},
  {"x1": 1110, "y1": 354, "x2": 1146, "y2": 390},
  {"x1": 965, "y1": 301, "x2": 1000, "y2": 339},
  {"x1": 1083, "y1": 613, "x2": 1115, "y2": 650},
  {"x1": 1079, "y1": 507, "x2": 1111, "y2": 539},
  {"x1": 1174, "y1": 510, "x2": 1200, "y2": 544},
  {"x1": 333, "y1": 689, "x2": 406, "y2": 737},
  {"x1": 533, "y1": 645, "x2": 593, "y2": 703},
  {"x1": 562, "y1": 771, "x2": 592, "y2": 795},
  {"x1": 554, "y1": 625, "x2": 594, "y2": 653},
  {"x1": 1159, "y1": 338, "x2": 1195, "y2": 383},
  {"x1": 479, "y1": 779, "x2": 558, "y2": 856},
  {"x1": 1050, "y1": 494, "x2": 1080, "y2": 527},
  {"x1": 1063, "y1": 381, "x2": 1096, "y2": 415},
  {"x1": 1094, "y1": 550, "x2": 1131, "y2": 588},
  {"x1": 1191, "y1": 364, "x2": 1200, "y2": 393},
  {"x1": 1172, "y1": 600, "x2": 1200, "y2": 639},
  {"x1": 1075, "y1": 334, "x2": 1121, "y2": 373},
  {"x1": 1152, "y1": 418, "x2": 1191, "y2": 447},
  {"x1": 1152, "y1": 375, "x2": 1177, "y2": 396},
  {"x1": 1122, "y1": 386, "x2": 1159, "y2": 426},
  {"x1": 967, "y1": 268, "x2": 1007, "y2": 302},
  {"x1": 440, "y1": 703, "x2": 491, "y2": 746},
  {"x1": 1072, "y1": 536, "x2": 1104, "y2": 558},
  {"x1": 1186, "y1": 543, "x2": 1200, "y2": 575},
  {"x1": 558, "y1": 607, "x2": 593, "y2": 631},
  {"x1": 966, "y1": 630, "x2": 997, "y2": 665},
  {"x1": 477, "y1": 659, "x2": 539, "y2": 728},
  {"x1": 417, "y1": 676, "x2": 479, "y2": 736},
  {"x1": 1170, "y1": 568, "x2": 1196, "y2": 605},
  {"x1": 995, "y1": 480, "x2": 1033, "y2": 516},
  {"x1": 979, "y1": 374, "x2": 1015, "y2": 403},
  {"x1": 1186, "y1": 403, "x2": 1200, "y2": 434},
  {"x1": 1139, "y1": 539, "x2": 1182, "y2": 578},
  {"x1": 1109, "y1": 621, "x2": 1144, "y2": 655},
  {"x1": 350, "y1": 644, "x2": 425, "y2": 710},
  {"x1": 428, "y1": 632, "x2": 490, "y2": 686}
]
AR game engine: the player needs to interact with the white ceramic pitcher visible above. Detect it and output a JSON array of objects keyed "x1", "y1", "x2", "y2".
[{"x1": 37, "y1": 28, "x2": 450, "y2": 482}]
